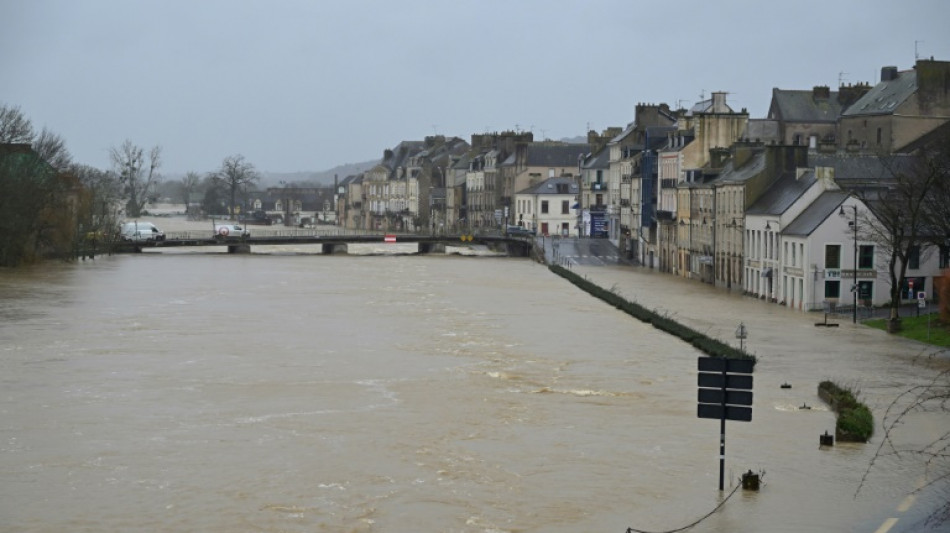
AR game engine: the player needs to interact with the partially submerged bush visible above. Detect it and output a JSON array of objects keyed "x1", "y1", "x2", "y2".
[
  {"x1": 549, "y1": 264, "x2": 755, "y2": 363},
  {"x1": 818, "y1": 381, "x2": 874, "y2": 442}
]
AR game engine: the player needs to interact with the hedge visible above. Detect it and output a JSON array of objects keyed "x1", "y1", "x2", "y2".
[
  {"x1": 817, "y1": 381, "x2": 874, "y2": 442},
  {"x1": 549, "y1": 264, "x2": 755, "y2": 364}
]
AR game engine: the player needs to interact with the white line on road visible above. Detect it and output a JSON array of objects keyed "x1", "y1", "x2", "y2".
[
  {"x1": 897, "y1": 494, "x2": 916, "y2": 513},
  {"x1": 873, "y1": 517, "x2": 899, "y2": 533}
]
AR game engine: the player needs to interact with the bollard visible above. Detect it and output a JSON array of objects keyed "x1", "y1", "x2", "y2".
[
  {"x1": 820, "y1": 430, "x2": 834, "y2": 447},
  {"x1": 741, "y1": 470, "x2": 760, "y2": 491}
]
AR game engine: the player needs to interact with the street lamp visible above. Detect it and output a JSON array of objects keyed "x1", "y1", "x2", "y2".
[
  {"x1": 735, "y1": 322, "x2": 747, "y2": 352},
  {"x1": 838, "y1": 204, "x2": 858, "y2": 324}
]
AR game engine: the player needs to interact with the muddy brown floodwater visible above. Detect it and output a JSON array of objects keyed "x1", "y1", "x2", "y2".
[{"x1": 1, "y1": 230, "x2": 947, "y2": 532}]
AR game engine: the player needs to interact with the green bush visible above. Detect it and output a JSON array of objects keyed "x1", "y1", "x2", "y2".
[
  {"x1": 818, "y1": 381, "x2": 873, "y2": 442},
  {"x1": 549, "y1": 264, "x2": 755, "y2": 364}
]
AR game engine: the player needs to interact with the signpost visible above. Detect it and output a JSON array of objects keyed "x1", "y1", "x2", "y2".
[{"x1": 697, "y1": 356, "x2": 754, "y2": 491}]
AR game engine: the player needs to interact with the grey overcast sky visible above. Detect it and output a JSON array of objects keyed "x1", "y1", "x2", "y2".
[{"x1": 2, "y1": 0, "x2": 949, "y2": 175}]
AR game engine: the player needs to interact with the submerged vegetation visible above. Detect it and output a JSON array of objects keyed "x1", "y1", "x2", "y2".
[
  {"x1": 549, "y1": 264, "x2": 755, "y2": 363},
  {"x1": 818, "y1": 381, "x2": 874, "y2": 442}
]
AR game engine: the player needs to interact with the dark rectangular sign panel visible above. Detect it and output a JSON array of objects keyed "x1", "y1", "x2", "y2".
[
  {"x1": 697, "y1": 357, "x2": 755, "y2": 374},
  {"x1": 697, "y1": 403, "x2": 752, "y2": 422},
  {"x1": 697, "y1": 373, "x2": 753, "y2": 390},
  {"x1": 698, "y1": 389, "x2": 753, "y2": 406}
]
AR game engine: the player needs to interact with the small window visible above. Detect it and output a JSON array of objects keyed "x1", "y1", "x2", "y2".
[
  {"x1": 908, "y1": 246, "x2": 920, "y2": 270},
  {"x1": 876, "y1": 127, "x2": 882, "y2": 145},
  {"x1": 858, "y1": 245, "x2": 874, "y2": 269},
  {"x1": 825, "y1": 280, "x2": 840, "y2": 299},
  {"x1": 825, "y1": 244, "x2": 841, "y2": 269},
  {"x1": 541, "y1": 201, "x2": 549, "y2": 214}
]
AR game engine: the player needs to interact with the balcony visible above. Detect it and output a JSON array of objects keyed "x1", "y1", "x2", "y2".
[{"x1": 590, "y1": 182, "x2": 606, "y2": 191}]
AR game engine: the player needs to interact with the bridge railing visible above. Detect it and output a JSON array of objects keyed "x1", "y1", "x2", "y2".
[{"x1": 164, "y1": 227, "x2": 384, "y2": 240}]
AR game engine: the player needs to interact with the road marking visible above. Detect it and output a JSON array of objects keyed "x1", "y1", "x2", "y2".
[
  {"x1": 897, "y1": 494, "x2": 916, "y2": 512},
  {"x1": 873, "y1": 517, "x2": 898, "y2": 533}
]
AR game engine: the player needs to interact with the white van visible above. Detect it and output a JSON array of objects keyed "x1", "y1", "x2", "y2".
[
  {"x1": 214, "y1": 224, "x2": 250, "y2": 239},
  {"x1": 120, "y1": 221, "x2": 165, "y2": 242}
]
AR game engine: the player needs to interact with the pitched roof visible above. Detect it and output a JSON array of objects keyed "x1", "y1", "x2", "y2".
[
  {"x1": 523, "y1": 143, "x2": 590, "y2": 167},
  {"x1": 770, "y1": 88, "x2": 845, "y2": 122},
  {"x1": 516, "y1": 176, "x2": 579, "y2": 195},
  {"x1": 581, "y1": 146, "x2": 610, "y2": 170},
  {"x1": 842, "y1": 68, "x2": 916, "y2": 117},
  {"x1": 746, "y1": 170, "x2": 818, "y2": 216},
  {"x1": 781, "y1": 190, "x2": 850, "y2": 236},
  {"x1": 716, "y1": 149, "x2": 767, "y2": 184},
  {"x1": 810, "y1": 153, "x2": 915, "y2": 184}
]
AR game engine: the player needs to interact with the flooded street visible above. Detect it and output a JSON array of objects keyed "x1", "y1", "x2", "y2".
[{"x1": 1, "y1": 239, "x2": 948, "y2": 532}]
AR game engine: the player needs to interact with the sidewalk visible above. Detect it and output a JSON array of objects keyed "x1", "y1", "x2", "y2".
[{"x1": 568, "y1": 261, "x2": 950, "y2": 389}]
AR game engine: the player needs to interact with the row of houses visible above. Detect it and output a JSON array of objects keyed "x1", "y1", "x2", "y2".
[{"x1": 331, "y1": 58, "x2": 950, "y2": 312}]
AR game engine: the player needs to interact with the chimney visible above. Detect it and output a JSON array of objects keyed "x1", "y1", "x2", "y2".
[
  {"x1": 711, "y1": 91, "x2": 728, "y2": 112},
  {"x1": 812, "y1": 86, "x2": 830, "y2": 100},
  {"x1": 915, "y1": 59, "x2": 950, "y2": 109},
  {"x1": 881, "y1": 66, "x2": 899, "y2": 82},
  {"x1": 709, "y1": 147, "x2": 730, "y2": 169},
  {"x1": 732, "y1": 139, "x2": 761, "y2": 168},
  {"x1": 838, "y1": 82, "x2": 871, "y2": 108}
]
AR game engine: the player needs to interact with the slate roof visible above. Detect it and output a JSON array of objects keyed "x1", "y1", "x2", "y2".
[
  {"x1": 781, "y1": 190, "x2": 850, "y2": 236},
  {"x1": 516, "y1": 176, "x2": 579, "y2": 196},
  {"x1": 810, "y1": 154, "x2": 916, "y2": 183},
  {"x1": 581, "y1": 146, "x2": 610, "y2": 170},
  {"x1": 842, "y1": 68, "x2": 916, "y2": 117},
  {"x1": 608, "y1": 123, "x2": 636, "y2": 144},
  {"x1": 771, "y1": 88, "x2": 845, "y2": 122},
  {"x1": 746, "y1": 170, "x2": 818, "y2": 216},
  {"x1": 716, "y1": 149, "x2": 767, "y2": 184},
  {"x1": 523, "y1": 144, "x2": 590, "y2": 167}
]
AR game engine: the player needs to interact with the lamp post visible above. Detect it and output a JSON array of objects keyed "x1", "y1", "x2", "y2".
[
  {"x1": 735, "y1": 322, "x2": 747, "y2": 352},
  {"x1": 838, "y1": 205, "x2": 858, "y2": 324}
]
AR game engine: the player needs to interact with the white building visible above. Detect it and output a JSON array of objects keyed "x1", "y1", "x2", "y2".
[{"x1": 513, "y1": 177, "x2": 579, "y2": 237}]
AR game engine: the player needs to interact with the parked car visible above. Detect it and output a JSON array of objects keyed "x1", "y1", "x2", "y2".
[
  {"x1": 214, "y1": 224, "x2": 250, "y2": 239},
  {"x1": 120, "y1": 221, "x2": 165, "y2": 242}
]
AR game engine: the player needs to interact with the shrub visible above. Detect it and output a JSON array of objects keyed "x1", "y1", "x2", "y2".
[
  {"x1": 818, "y1": 381, "x2": 874, "y2": 442},
  {"x1": 549, "y1": 264, "x2": 755, "y2": 364}
]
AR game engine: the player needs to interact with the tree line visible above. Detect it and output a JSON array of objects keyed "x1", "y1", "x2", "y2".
[{"x1": 0, "y1": 103, "x2": 261, "y2": 266}]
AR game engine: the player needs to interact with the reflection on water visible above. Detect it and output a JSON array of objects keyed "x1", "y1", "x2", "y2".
[{"x1": 0, "y1": 253, "x2": 947, "y2": 532}]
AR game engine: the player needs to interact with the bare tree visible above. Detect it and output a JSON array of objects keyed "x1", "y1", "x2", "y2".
[
  {"x1": 860, "y1": 366, "x2": 950, "y2": 527},
  {"x1": 33, "y1": 128, "x2": 72, "y2": 171},
  {"x1": 178, "y1": 171, "x2": 201, "y2": 205},
  {"x1": 210, "y1": 155, "x2": 258, "y2": 220},
  {"x1": 853, "y1": 154, "x2": 938, "y2": 329},
  {"x1": 110, "y1": 140, "x2": 161, "y2": 218},
  {"x1": 0, "y1": 103, "x2": 34, "y2": 143},
  {"x1": 916, "y1": 127, "x2": 950, "y2": 247}
]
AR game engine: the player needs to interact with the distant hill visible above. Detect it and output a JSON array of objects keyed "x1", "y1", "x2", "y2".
[{"x1": 259, "y1": 159, "x2": 378, "y2": 188}]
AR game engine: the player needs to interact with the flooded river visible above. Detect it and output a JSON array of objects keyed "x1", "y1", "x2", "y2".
[{"x1": 1, "y1": 243, "x2": 948, "y2": 532}]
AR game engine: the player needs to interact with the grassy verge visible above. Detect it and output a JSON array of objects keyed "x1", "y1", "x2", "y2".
[
  {"x1": 549, "y1": 264, "x2": 755, "y2": 363},
  {"x1": 864, "y1": 313, "x2": 950, "y2": 347},
  {"x1": 817, "y1": 381, "x2": 873, "y2": 442}
]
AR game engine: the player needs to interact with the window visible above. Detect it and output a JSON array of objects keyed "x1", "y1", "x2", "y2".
[
  {"x1": 595, "y1": 194, "x2": 603, "y2": 206},
  {"x1": 825, "y1": 244, "x2": 841, "y2": 269},
  {"x1": 876, "y1": 127, "x2": 882, "y2": 145},
  {"x1": 541, "y1": 201, "x2": 549, "y2": 214},
  {"x1": 908, "y1": 246, "x2": 920, "y2": 269},
  {"x1": 940, "y1": 245, "x2": 949, "y2": 269},
  {"x1": 858, "y1": 245, "x2": 874, "y2": 269},
  {"x1": 561, "y1": 200, "x2": 570, "y2": 214},
  {"x1": 825, "y1": 280, "x2": 840, "y2": 299}
]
